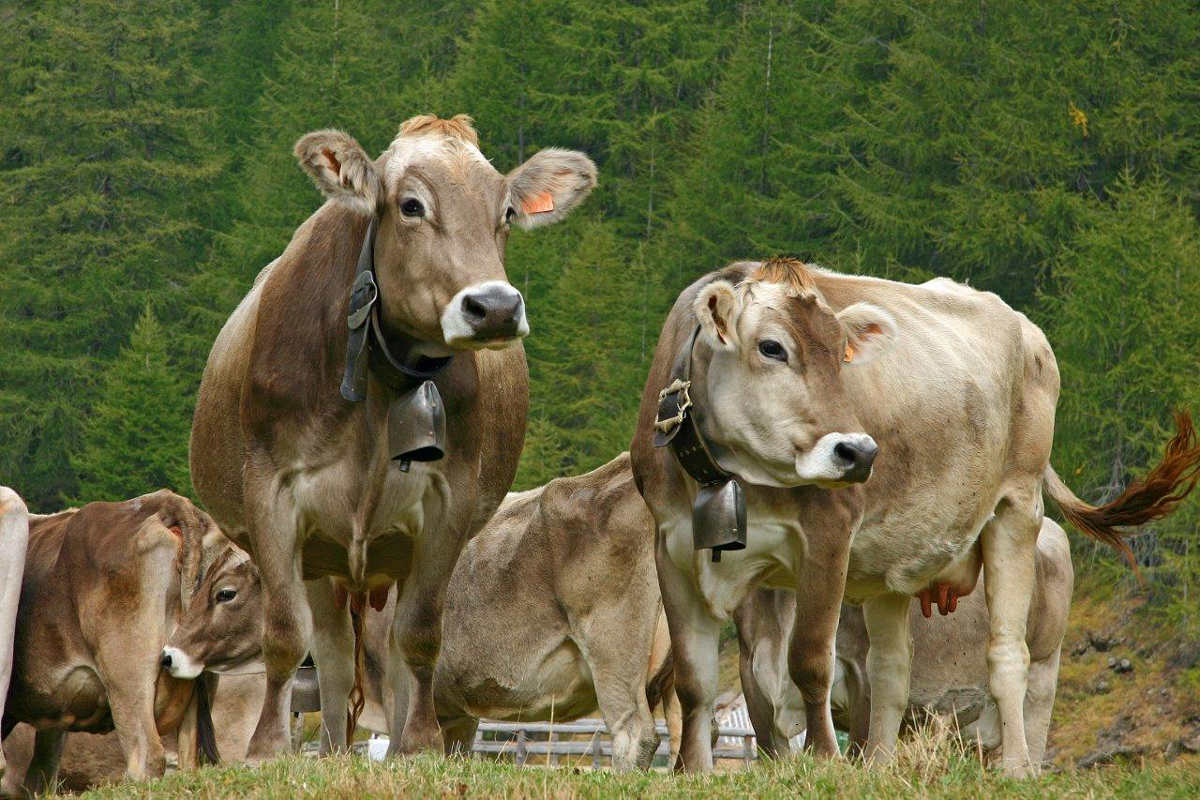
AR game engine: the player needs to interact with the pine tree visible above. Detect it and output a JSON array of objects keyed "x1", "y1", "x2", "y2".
[
  {"x1": 73, "y1": 305, "x2": 192, "y2": 502},
  {"x1": 0, "y1": 0, "x2": 222, "y2": 506}
]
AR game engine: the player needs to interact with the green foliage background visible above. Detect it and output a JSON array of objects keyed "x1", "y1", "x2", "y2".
[{"x1": 1, "y1": 0, "x2": 1197, "y2": 615}]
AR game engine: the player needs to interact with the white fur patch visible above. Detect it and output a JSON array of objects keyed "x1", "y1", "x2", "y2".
[
  {"x1": 160, "y1": 646, "x2": 203, "y2": 679},
  {"x1": 794, "y1": 432, "x2": 878, "y2": 484},
  {"x1": 439, "y1": 281, "x2": 528, "y2": 348},
  {"x1": 385, "y1": 134, "x2": 489, "y2": 178}
]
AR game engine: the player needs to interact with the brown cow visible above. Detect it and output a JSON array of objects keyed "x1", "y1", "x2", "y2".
[
  {"x1": 0, "y1": 488, "x2": 28, "y2": 784},
  {"x1": 1, "y1": 491, "x2": 222, "y2": 793},
  {"x1": 630, "y1": 260, "x2": 1199, "y2": 775},
  {"x1": 165, "y1": 455, "x2": 681, "y2": 769},
  {"x1": 1, "y1": 673, "x2": 264, "y2": 794},
  {"x1": 189, "y1": 113, "x2": 596, "y2": 758},
  {"x1": 739, "y1": 518, "x2": 1073, "y2": 766}
]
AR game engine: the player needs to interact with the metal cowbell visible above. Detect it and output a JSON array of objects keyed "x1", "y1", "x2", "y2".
[
  {"x1": 387, "y1": 380, "x2": 446, "y2": 466},
  {"x1": 692, "y1": 479, "x2": 747, "y2": 562}
]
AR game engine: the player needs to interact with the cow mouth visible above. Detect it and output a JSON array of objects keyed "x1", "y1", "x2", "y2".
[{"x1": 160, "y1": 646, "x2": 204, "y2": 680}]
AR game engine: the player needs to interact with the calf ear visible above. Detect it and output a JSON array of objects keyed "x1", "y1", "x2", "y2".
[
  {"x1": 836, "y1": 302, "x2": 897, "y2": 365},
  {"x1": 294, "y1": 129, "x2": 382, "y2": 215},
  {"x1": 507, "y1": 148, "x2": 598, "y2": 229},
  {"x1": 695, "y1": 280, "x2": 740, "y2": 350}
]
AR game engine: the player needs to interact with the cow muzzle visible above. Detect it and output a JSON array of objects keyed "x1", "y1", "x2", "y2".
[
  {"x1": 440, "y1": 281, "x2": 529, "y2": 348},
  {"x1": 833, "y1": 436, "x2": 878, "y2": 483},
  {"x1": 159, "y1": 646, "x2": 204, "y2": 679},
  {"x1": 795, "y1": 432, "x2": 879, "y2": 485}
]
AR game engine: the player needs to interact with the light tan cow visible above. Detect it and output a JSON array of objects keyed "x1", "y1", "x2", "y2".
[
  {"x1": 1, "y1": 491, "x2": 223, "y2": 793},
  {"x1": 0, "y1": 488, "x2": 28, "y2": 784},
  {"x1": 165, "y1": 455, "x2": 680, "y2": 769},
  {"x1": 190, "y1": 114, "x2": 596, "y2": 758},
  {"x1": 432, "y1": 452, "x2": 677, "y2": 770},
  {"x1": 739, "y1": 519, "x2": 1073, "y2": 766},
  {"x1": 630, "y1": 259, "x2": 1199, "y2": 775}
]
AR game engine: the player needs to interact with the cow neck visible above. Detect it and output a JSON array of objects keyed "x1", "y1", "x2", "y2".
[
  {"x1": 340, "y1": 215, "x2": 453, "y2": 402},
  {"x1": 653, "y1": 326, "x2": 731, "y2": 486},
  {"x1": 652, "y1": 325, "x2": 748, "y2": 561}
]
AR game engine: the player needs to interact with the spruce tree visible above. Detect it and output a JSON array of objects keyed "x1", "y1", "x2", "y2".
[
  {"x1": 0, "y1": 0, "x2": 221, "y2": 506},
  {"x1": 73, "y1": 305, "x2": 192, "y2": 501}
]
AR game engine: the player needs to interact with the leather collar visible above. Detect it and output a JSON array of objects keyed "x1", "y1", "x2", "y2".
[
  {"x1": 341, "y1": 216, "x2": 452, "y2": 402},
  {"x1": 653, "y1": 326, "x2": 732, "y2": 486}
]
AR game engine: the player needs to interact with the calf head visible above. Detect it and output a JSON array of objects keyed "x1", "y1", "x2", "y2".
[
  {"x1": 161, "y1": 547, "x2": 262, "y2": 679},
  {"x1": 693, "y1": 259, "x2": 896, "y2": 488},
  {"x1": 294, "y1": 114, "x2": 597, "y2": 350}
]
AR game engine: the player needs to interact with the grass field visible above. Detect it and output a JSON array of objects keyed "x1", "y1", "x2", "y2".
[{"x1": 72, "y1": 727, "x2": 1200, "y2": 800}]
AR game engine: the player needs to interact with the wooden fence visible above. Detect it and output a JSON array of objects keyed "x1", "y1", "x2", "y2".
[{"x1": 469, "y1": 720, "x2": 758, "y2": 767}]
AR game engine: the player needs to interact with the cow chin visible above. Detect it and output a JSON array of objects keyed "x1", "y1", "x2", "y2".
[{"x1": 160, "y1": 646, "x2": 204, "y2": 680}]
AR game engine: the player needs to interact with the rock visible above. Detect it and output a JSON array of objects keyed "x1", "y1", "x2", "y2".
[
  {"x1": 1094, "y1": 679, "x2": 1111, "y2": 694},
  {"x1": 1078, "y1": 745, "x2": 1144, "y2": 769},
  {"x1": 1112, "y1": 658, "x2": 1133, "y2": 674},
  {"x1": 1088, "y1": 632, "x2": 1116, "y2": 652}
]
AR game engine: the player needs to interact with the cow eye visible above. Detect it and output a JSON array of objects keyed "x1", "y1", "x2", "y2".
[
  {"x1": 400, "y1": 198, "x2": 424, "y2": 218},
  {"x1": 215, "y1": 588, "x2": 237, "y2": 603},
  {"x1": 505, "y1": 206, "x2": 517, "y2": 225},
  {"x1": 758, "y1": 340, "x2": 787, "y2": 362}
]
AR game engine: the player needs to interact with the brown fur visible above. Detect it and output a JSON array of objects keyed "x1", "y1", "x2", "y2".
[
  {"x1": 189, "y1": 114, "x2": 595, "y2": 758},
  {"x1": 3, "y1": 491, "x2": 223, "y2": 791},
  {"x1": 398, "y1": 113, "x2": 479, "y2": 145},
  {"x1": 1044, "y1": 411, "x2": 1200, "y2": 568},
  {"x1": 751, "y1": 258, "x2": 818, "y2": 296}
]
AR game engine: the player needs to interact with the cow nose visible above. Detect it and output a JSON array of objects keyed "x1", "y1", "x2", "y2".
[
  {"x1": 833, "y1": 437, "x2": 878, "y2": 483},
  {"x1": 458, "y1": 284, "x2": 525, "y2": 341},
  {"x1": 160, "y1": 650, "x2": 173, "y2": 669}
]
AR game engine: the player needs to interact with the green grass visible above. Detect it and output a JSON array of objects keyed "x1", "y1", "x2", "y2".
[{"x1": 72, "y1": 729, "x2": 1200, "y2": 800}]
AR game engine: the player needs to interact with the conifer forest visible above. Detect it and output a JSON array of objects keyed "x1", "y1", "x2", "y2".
[{"x1": 1, "y1": 0, "x2": 1198, "y2": 627}]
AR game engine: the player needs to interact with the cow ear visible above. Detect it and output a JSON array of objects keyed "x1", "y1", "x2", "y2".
[
  {"x1": 507, "y1": 148, "x2": 597, "y2": 229},
  {"x1": 695, "y1": 280, "x2": 740, "y2": 350},
  {"x1": 294, "y1": 129, "x2": 382, "y2": 215},
  {"x1": 836, "y1": 302, "x2": 896, "y2": 365}
]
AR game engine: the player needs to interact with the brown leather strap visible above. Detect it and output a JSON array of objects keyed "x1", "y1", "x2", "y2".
[{"x1": 653, "y1": 326, "x2": 732, "y2": 487}]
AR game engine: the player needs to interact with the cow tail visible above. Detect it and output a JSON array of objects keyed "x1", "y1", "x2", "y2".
[
  {"x1": 1043, "y1": 410, "x2": 1200, "y2": 569},
  {"x1": 196, "y1": 673, "x2": 221, "y2": 765},
  {"x1": 345, "y1": 593, "x2": 367, "y2": 743}
]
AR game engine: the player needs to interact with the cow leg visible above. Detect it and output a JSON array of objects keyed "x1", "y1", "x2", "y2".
[
  {"x1": 662, "y1": 688, "x2": 682, "y2": 768},
  {"x1": 788, "y1": 531, "x2": 852, "y2": 759},
  {"x1": 385, "y1": 530, "x2": 461, "y2": 756},
  {"x1": 1024, "y1": 647, "x2": 1060, "y2": 767},
  {"x1": 305, "y1": 578, "x2": 354, "y2": 754},
  {"x1": 22, "y1": 729, "x2": 63, "y2": 796},
  {"x1": 980, "y1": 499, "x2": 1039, "y2": 777},
  {"x1": 655, "y1": 542, "x2": 720, "y2": 772},
  {"x1": 0, "y1": 489, "x2": 29, "y2": 781},
  {"x1": 861, "y1": 592, "x2": 912, "y2": 764},
  {"x1": 575, "y1": 608, "x2": 659, "y2": 770},
  {"x1": 738, "y1": 614, "x2": 793, "y2": 758},
  {"x1": 439, "y1": 715, "x2": 479, "y2": 757},
  {"x1": 245, "y1": 503, "x2": 310, "y2": 761}
]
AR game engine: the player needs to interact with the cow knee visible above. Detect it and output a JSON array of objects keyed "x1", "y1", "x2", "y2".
[{"x1": 789, "y1": 649, "x2": 833, "y2": 704}]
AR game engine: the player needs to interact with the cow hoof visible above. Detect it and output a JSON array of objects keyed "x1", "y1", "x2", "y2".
[{"x1": 999, "y1": 759, "x2": 1038, "y2": 779}]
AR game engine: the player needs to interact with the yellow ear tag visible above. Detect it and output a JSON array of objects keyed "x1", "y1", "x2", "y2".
[
  {"x1": 522, "y1": 192, "x2": 555, "y2": 215},
  {"x1": 843, "y1": 341, "x2": 856, "y2": 363}
]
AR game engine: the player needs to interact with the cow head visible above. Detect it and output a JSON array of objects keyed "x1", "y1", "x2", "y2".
[
  {"x1": 692, "y1": 259, "x2": 895, "y2": 488},
  {"x1": 294, "y1": 114, "x2": 597, "y2": 350},
  {"x1": 161, "y1": 547, "x2": 262, "y2": 679}
]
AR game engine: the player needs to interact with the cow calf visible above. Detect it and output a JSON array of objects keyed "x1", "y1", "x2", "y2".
[{"x1": 1, "y1": 490, "x2": 222, "y2": 793}]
